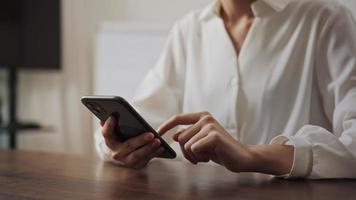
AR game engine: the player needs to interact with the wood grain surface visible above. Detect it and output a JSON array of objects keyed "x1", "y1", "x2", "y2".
[{"x1": 0, "y1": 150, "x2": 355, "y2": 200}]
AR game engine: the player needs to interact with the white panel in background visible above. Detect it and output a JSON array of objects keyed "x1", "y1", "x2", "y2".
[{"x1": 94, "y1": 22, "x2": 170, "y2": 101}]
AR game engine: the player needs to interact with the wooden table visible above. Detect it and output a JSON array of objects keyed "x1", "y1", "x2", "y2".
[{"x1": 0, "y1": 150, "x2": 355, "y2": 200}]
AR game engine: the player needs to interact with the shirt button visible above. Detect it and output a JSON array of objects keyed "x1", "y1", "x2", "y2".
[{"x1": 230, "y1": 77, "x2": 238, "y2": 87}]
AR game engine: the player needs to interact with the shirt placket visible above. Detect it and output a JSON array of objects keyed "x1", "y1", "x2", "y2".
[{"x1": 226, "y1": 56, "x2": 240, "y2": 139}]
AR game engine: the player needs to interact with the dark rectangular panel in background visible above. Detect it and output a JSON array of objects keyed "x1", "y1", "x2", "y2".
[
  {"x1": 0, "y1": 0, "x2": 61, "y2": 69},
  {"x1": 21, "y1": 0, "x2": 61, "y2": 69},
  {"x1": 0, "y1": 1, "x2": 21, "y2": 66}
]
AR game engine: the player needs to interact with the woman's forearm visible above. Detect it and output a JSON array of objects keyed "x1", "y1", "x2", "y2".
[{"x1": 246, "y1": 144, "x2": 294, "y2": 175}]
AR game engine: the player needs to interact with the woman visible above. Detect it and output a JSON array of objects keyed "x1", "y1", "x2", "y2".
[{"x1": 96, "y1": 0, "x2": 356, "y2": 179}]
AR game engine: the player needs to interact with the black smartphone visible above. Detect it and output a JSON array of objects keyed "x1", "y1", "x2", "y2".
[{"x1": 81, "y1": 95, "x2": 176, "y2": 159}]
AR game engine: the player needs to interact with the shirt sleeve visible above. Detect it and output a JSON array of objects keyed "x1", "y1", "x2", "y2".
[
  {"x1": 95, "y1": 23, "x2": 187, "y2": 161},
  {"x1": 271, "y1": 5, "x2": 356, "y2": 179}
]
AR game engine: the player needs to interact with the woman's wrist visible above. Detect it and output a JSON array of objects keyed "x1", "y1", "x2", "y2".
[{"x1": 244, "y1": 144, "x2": 294, "y2": 175}]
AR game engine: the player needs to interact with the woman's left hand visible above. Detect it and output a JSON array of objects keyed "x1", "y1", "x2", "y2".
[{"x1": 158, "y1": 112, "x2": 255, "y2": 172}]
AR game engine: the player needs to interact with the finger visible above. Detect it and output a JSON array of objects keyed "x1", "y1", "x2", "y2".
[
  {"x1": 175, "y1": 125, "x2": 202, "y2": 164},
  {"x1": 173, "y1": 129, "x2": 185, "y2": 141},
  {"x1": 121, "y1": 138, "x2": 162, "y2": 166},
  {"x1": 135, "y1": 146, "x2": 165, "y2": 169},
  {"x1": 184, "y1": 123, "x2": 213, "y2": 151},
  {"x1": 102, "y1": 116, "x2": 120, "y2": 149},
  {"x1": 102, "y1": 116, "x2": 117, "y2": 139},
  {"x1": 172, "y1": 129, "x2": 197, "y2": 164},
  {"x1": 175, "y1": 115, "x2": 216, "y2": 162},
  {"x1": 158, "y1": 112, "x2": 211, "y2": 135},
  {"x1": 179, "y1": 141, "x2": 197, "y2": 164},
  {"x1": 183, "y1": 129, "x2": 209, "y2": 162},
  {"x1": 187, "y1": 125, "x2": 217, "y2": 162},
  {"x1": 177, "y1": 114, "x2": 215, "y2": 144},
  {"x1": 112, "y1": 132, "x2": 155, "y2": 161},
  {"x1": 176, "y1": 125, "x2": 200, "y2": 144},
  {"x1": 190, "y1": 134, "x2": 216, "y2": 156}
]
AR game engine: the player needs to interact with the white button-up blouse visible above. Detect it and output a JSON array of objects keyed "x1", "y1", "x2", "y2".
[{"x1": 96, "y1": 0, "x2": 356, "y2": 179}]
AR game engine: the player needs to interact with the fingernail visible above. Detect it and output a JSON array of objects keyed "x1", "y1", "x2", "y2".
[
  {"x1": 152, "y1": 139, "x2": 161, "y2": 148},
  {"x1": 145, "y1": 133, "x2": 154, "y2": 141}
]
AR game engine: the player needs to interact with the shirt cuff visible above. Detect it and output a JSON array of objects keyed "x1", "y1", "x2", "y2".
[{"x1": 270, "y1": 135, "x2": 313, "y2": 178}]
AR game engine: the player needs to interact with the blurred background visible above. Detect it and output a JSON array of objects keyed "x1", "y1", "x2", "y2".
[{"x1": 0, "y1": 0, "x2": 355, "y2": 157}]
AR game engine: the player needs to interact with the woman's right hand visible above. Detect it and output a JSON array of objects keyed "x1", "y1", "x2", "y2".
[{"x1": 100, "y1": 116, "x2": 164, "y2": 169}]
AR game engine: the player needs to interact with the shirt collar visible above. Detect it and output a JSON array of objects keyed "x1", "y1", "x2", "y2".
[{"x1": 199, "y1": 0, "x2": 290, "y2": 21}]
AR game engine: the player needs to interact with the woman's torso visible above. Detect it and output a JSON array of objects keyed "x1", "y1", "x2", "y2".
[{"x1": 180, "y1": 0, "x2": 336, "y2": 144}]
